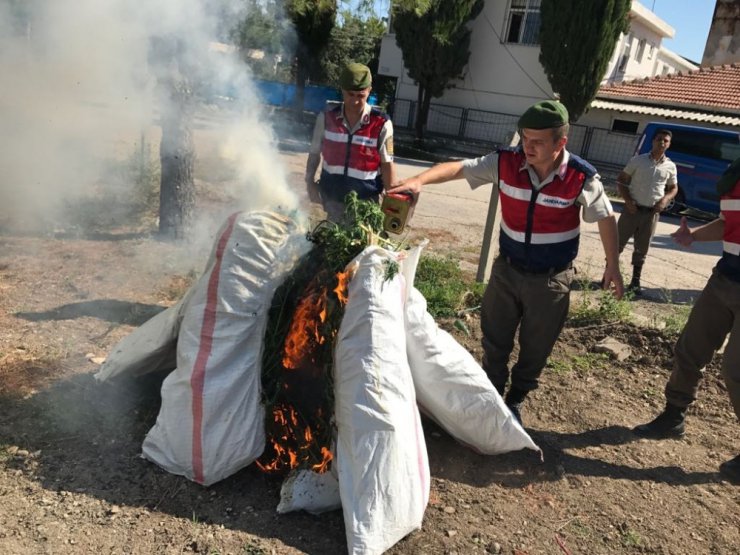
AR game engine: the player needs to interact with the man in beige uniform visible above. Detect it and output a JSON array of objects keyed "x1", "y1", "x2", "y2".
[
  {"x1": 616, "y1": 129, "x2": 678, "y2": 295},
  {"x1": 389, "y1": 101, "x2": 623, "y2": 424},
  {"x1": 305, "y1": 63, "x2": 395, "y2": 222}
]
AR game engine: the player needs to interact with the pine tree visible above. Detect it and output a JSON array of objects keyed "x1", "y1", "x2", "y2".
[
  {"x1": 539, "y1": 0, "x2": 630, "y2": 121},
  {"x1": 392, "y1": 0, "x2": 484, "y2": 140}
]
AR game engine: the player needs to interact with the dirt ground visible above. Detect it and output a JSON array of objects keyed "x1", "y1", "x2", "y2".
[{"x1": 1, "y1": 139, "x2": 739, "y2": 555}]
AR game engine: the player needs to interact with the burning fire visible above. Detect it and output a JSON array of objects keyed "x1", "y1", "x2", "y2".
[{"x1": 257, "y1": 271, "x2": 350, "y2": 475}]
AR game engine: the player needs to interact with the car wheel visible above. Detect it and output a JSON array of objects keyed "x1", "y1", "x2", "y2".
[{"x1": 664, "y1": 188, "x2": 685, "y2": 215}]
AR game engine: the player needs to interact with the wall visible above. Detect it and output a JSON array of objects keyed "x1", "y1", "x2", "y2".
[
  {"x1": 379, "y1": 0, "x2": 554, "y2": 117},
  {"x1": 701, "y1": 0, "x2": 740, "y2": 66},
  {"x1": 379, "y1": 0, "x2": 692, "y2": 117}
]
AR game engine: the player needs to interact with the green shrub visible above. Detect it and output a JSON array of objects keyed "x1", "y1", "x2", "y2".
[
  {"x1": 414, "y1": 255, "x2": 485, "y2": 318},
  {"x1": 568, "y1": 280, "x2": 632, "y2": 327}
]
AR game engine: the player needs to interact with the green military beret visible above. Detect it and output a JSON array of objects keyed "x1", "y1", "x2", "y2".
[
  {"x1": 518, "y1": 100, "x2": 569, "y2": 129},
  {"x1": 339, "y1": 62, "x2": 372, "y2": 90}
]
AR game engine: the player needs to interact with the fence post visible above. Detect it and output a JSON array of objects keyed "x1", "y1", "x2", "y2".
[
  {"x1": 459, "y1": 108, "x2": 469, "y2": 139},
  {"x1": 581, "y1": 126, "x2": 594, "y2": 159},
  {"x1": 476, "y1": 131, "x2": 519, "y2": 283}
]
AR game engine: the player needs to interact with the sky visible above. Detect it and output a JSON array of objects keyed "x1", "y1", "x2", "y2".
[{"x1": 648, "y1": 0, "x2": 717, "y2": 63}]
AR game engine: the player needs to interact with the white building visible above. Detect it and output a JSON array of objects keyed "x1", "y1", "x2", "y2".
[{"x1": 378, "y1": 0, "x2": 697, "y2": 120}]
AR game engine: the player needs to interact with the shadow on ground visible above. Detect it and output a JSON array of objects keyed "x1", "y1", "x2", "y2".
[
  {"x1": 424, "y1": 420, "x2": 719, "y2": 489},
  {"x1": 16, "y1": 300, "x2": 165, "y2": 326},
  {"x1": 0, "y1": 372, "x2": 347, "y2": 554}
]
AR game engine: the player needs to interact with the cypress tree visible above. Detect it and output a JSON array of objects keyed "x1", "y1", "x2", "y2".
[
  {"x1": 393, "y1": 0, "x2": 484, "y2": 140},
  {"x1": 539, "y1": 0, "x2": 630, "y2": 121}
]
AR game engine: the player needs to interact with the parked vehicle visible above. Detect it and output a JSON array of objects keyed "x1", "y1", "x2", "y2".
[{"x1": 636, "y1": 123, "x2": 740, "y2": 215}]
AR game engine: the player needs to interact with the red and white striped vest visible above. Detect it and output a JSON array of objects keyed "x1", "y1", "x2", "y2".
[
  {"x1": 318, "y1": 105, "x2": 388, "y2": 201},
  {"x1": 718, "y1": 178, "x2": 740, "y2": 281},
  {"x1": 497, "y1": 148, "x2": 593, "y2": 270}
]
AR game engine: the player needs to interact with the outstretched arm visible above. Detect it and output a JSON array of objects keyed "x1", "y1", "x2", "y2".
[
  {"x1": 380, "y1": 160, "x2": 396, "y2": 191},
  {"x1": 387, "y1": 160, "x2": 466, "y2": 195},
  {"x1": 671, "y1": 216, "x2": 724, "y2": 247}
]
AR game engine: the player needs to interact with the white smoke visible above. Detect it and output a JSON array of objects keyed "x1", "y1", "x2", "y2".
[{"x1": 0, "y1": 0, "x2": 299, "y2": 238}]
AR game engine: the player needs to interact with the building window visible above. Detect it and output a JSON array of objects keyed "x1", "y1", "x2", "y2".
[
  {"x1": 617, "y1": 35, "x2": 631, "y2": 72},
  {"x1": 636, "y1": 39, "x2": 646, "y2": 61},
  {"x1": 647, "y1": 42, "x2": 655, "y2": 60},
  {"x1": 504, "y1": 0, "x2": 542, "y2": 45},
  {"x1": 611, "y1": 119, "x2": 639, "y2": 134}
]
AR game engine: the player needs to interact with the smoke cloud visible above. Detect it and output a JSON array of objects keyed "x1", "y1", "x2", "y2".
[{"x1": 0, "y1": 0, "x2": 299, "y2": 239}]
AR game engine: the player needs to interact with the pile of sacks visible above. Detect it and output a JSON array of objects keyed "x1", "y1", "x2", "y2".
[{"x1": 96, "y1": 211, "x2": 539, "y2": 555}]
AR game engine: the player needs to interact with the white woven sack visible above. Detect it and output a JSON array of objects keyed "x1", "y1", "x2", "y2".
[
  {"x1": 142, "y1": 211, "x2": 310, "y2": 486},
  {"x1": 276, "y1": 467, "x2": 341, "y2": 515},
  {"x1": 335, "y1": 247, "x2": 430, "y2": 555},
  {"x1": 95, "y1": 288, "x2": 195, "y2": 382},
  {"x1": 405, "y1": 287, "x2": 540, "y2": 455}
]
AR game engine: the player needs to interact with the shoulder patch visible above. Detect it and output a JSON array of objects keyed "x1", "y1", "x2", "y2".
[
  {"x1": 567, "y1": 153, "x2": 597, "y2": 178},
  {"x1": 370, "y1": 107, "x2": 389, "y2": 121},
  {"x1": 327, "y1": 102, "x2": 342, "y2": 115}
]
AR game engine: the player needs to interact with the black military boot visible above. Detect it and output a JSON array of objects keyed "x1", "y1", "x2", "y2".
[
  {"x1": 505, "y1": 387, "x2": 528, "y2": 426},
  {"x1": 633, "y1": 403, "x2": 686, "y2": 438},
  {"x1": 627, "y1": 263, "x2": 643, "y2": 296},
  {"x1": 719, "y1": 454, "x2": 740, "y2": 484}
]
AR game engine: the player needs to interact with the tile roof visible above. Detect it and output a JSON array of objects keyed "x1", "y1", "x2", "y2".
[
  {"x1": 590, "y1": 99, "x2": 740, "y2": 127},
  {"x1": 597, "y1": 63, "x2": 740, "y2": 115}
]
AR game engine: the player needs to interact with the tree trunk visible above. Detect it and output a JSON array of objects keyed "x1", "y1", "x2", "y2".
[
  {"x1": 292, "y1": 53, "x2": 308, "y2": 114},
  {"x1": 159, "y1": 81, "x2": 195, "y2": 240},
  {"x1": 415, "y1": 85, "x2": 433, "y2": 142},
  {"x1": 414, "y1": 84, "x2": 425, "y2": 141}
]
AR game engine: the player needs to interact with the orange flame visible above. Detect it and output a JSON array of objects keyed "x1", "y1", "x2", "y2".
[
  {"x1": 334, "y1": 271, "x2": 350, "y2": 305},
  {"x1": 256, "y1": 403, "x2": 334, "y2": 474},
  {"x1": 258, "y1": 270, "x2": 349, "y2": 475},
  {"x1": 282, "y1": 288, "x2": 327, "y2": 370},
  {"x1": 312, "y1": 447, "x2": 333, "y2": 473}
]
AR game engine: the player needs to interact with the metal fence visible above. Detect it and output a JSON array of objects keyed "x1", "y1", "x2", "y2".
[{"x1": 391, "y1": 98, "x2": 639, "y2": 171}]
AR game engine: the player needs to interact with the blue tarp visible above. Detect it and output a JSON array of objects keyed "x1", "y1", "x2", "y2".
[{"x1": 253, "y1": 80, "x2": 377, "y2": 113}]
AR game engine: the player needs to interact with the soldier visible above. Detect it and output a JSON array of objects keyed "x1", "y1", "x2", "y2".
[
  {"x1": 616, "y1": 129, "x2": 678, "y2": 295},
  {"x1": 633, "y1": 157, "x2": 740, "y2": 484},
  {"x1": 305, "y1": 62, "x2": 395, "y2": 221},
  {"x1": 389, "y1": 100, "x2": 623, "y2": 423}
]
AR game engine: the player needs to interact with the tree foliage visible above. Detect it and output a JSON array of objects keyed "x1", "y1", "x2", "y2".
[
  {"x1": 285, "y1": 0, "x2": 337, "y2": 110},
  {"x1": 539, "y1": 0, "x2": 630, "y2": 121},
  {"x1": 392, "y1": 0, "x2": 484, "y2": 140},
  {"x1": 320, "y1": 10, "x2": 386, "y2": 87},
  {"x1": 231, "y1": 0, "x2": 285, "y2": 55},
  {"x1": 230, "y1": 0, "x2": 293, "y2": 81}
]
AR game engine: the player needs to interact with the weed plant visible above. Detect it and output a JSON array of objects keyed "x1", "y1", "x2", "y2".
[
  {"x1": 414, "y1": 255, "x2": 486, "y2": 318},
  {"x1": 568, "y1": 277, "x2": 632, "y2": 327}
]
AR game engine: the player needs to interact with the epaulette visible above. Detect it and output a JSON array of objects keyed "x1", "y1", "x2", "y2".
[
  {"x1": 369, "y1": 107, "x2": 389, "y2": 121},
  {"x1": 325, "y1": 101, "x2": 342, "y2": 113},
  {"x1": 567, "y1": 153, "x2": 597, "y2": 178}
]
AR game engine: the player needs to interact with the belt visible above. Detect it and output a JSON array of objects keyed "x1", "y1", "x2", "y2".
[
  {"x1": 503, "y1": 256, "x2": 572, "y2": 276},
  {"x1": 635, "y1": 204, "x2": 655, "y2": 212}
]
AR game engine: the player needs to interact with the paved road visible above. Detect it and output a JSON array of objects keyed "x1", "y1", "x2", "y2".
[{"x1": 391, "y1": 156, "x2": 720, "y2": 304}]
